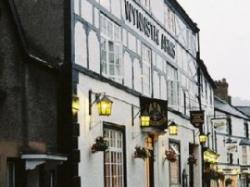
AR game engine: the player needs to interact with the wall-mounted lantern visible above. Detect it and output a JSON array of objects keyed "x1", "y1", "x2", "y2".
[
  {"x1": 96, "y1": 95, "x2": 113, "y2": 116},
  {"x1": 89, "y1": 90, "x2": 113, "y2": 116},
  {"x1": 140, "y1": 115, "x2": 150, "y2": 127},
  {"x1": 199, "y1": 133, "x2": 208, "y2": 144},
  {"x1": 168, "y1": 122, "x2": 178, "y2": 136},
  {"x1": 72, "y1": 95, "x2": 80, "y2": 114}
]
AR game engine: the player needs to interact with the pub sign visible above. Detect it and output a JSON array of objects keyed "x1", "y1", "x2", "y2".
[
  {"x1": 190, "y1": 110, "x2": 204, "y2": 128},
  {"x1": 140, "y1": 96, "x2": 168, "y2": 130}
]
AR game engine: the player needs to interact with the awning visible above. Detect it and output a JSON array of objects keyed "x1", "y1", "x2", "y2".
[
  {"x1": 21, "y1": 154, "x2": 67, "y2": 170},
  {"x1": 239, "y1": 139, "x2": 250, "y2": 146}
]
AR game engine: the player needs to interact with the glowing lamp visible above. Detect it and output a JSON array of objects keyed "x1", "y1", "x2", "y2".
[
  {"x1": 140, "y1": 116, "x2": 150, "y2": 127},
  {"x1": 96, "y1": 95, "x2": 113, "y2": 116},
  {"x1": 199, "y1": 133, "x2": 208, "y2": 144},
  {"x1": 168, "y1": 122, "x2": 178, "y2": 136},
  {"x1": 72, "y1": 95, "x2": 80, "y2": 114}
]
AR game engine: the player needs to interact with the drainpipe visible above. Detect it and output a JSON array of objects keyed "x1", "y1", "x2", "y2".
[{"x1": 196, "y1": 31, "x2": 205, "y2": 187}]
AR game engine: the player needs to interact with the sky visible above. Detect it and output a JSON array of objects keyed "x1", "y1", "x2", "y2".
[{"x1": 177, "y1": 0, "x2": 250, "y2": 101}]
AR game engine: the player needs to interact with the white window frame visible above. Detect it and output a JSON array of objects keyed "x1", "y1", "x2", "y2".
[
  {"x1": 141, "y1": 44, "x2": 152, "y2": 96},
  {"x1": 100, "y1": 14, "x2": 123, "y2": 83},
  {"x1": 242, "y1": 146, "x2": 247, "y2": 165},
  {"x1": 104, "y1": 128, "x2": 124, "y2": 187},
  {"x1": 167, "y1": 64, "x2": 178, "y2": 108}
]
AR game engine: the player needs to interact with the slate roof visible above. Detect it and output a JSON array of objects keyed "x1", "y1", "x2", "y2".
[
  {"x1": 236, "y1": 106, "x2": 250, "y2": 118},
  {"x1": 215, "y1": 97, "x2": 249, "y2": 120}
]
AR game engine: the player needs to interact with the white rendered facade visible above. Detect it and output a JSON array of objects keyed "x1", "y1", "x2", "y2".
[
  {"x1": 72, "y1": 0, "x2": 215, "y2": 186},
  {"x1": 214, "y1": 97, "x2": 250, "y2": 187}
]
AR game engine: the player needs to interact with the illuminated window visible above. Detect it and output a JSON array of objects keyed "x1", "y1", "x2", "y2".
[
  {"x1": 104, "y1": 128, "x2": 124, "y2": 187},
  {"x1": 100, "y1": 15, "x2": 123, "y2": 83}
]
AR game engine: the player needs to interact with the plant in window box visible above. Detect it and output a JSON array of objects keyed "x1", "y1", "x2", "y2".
[
  {"x1": 187, "y1": 155, "x2": 197, "y2": 165},
  {"x1": 165, "y1": 150, "x2": 177, "y2": 162},
  {"x1": 91, "y1": 136, "x2": 109, "y2": 153},
  {"x1": 134, "y1": 146, "x2": 151, "y2": 159}
]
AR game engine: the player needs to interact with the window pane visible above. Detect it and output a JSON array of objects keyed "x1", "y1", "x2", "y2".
[{"x1": 104, "y1": 128, "x2": 124, "y2": 187}]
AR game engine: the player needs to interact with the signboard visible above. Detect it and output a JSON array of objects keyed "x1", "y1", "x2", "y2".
[
  {"x1": 226, "y1": 144, "x2": 238, "y2": 153},
  {"x1": 212, "y1": 118, "x2": 227, "y2": 129},
  {"x1": 190, "y1": 110, "x2": 204, "y2": 128},
  {"x1": 140, "y1": 96, "x2": 168, "y2": 130},
  {"x1": 124, "y1": 0, "x2": 176, "y2": 59}
]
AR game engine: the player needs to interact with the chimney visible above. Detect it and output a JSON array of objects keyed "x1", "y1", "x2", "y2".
[{"x1": 214, "y1": 78, "x2": 231, "y2": 104}]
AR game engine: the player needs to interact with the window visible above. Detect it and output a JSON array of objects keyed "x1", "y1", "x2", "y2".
[
  {"x1": 141, "y1": 44, "x2": 152, "y2": 95},
  {"x1": 100, "y1": 15, "x2": 123, "y2": 83},
  {"x1": 145, "y1": 137, "x2": 154, "y2": 187},
  {"x1": 167, "y1": 64, "x2": 178, "y2": 107},
  {"x1": 242, "y1": 146, "x2": 248, "y2": 165},
  {"x1": 104, "y1": 127, "x2": 125, "y2": 187},
  {"x1": 227, "y1": 153, "x2": 233, "y2": 164},
  {"x1": 139, "y1": 0, "x2": 150, "y2": 11},
  {"x1": 7, "y1": 160, "x2": 15, "y2": 187},
  {"x1": 244, "y1": 122, "x2": 249, "y2": 138},
  {"x1": 169, "y1": 141, "x2": 180, "y2": 185},
  {"x1": 226, "y1": 117, "x2": 232, "y2": 136},
  {"x1": 164, "y1": 7, "x2": 176, "y2": 34}
]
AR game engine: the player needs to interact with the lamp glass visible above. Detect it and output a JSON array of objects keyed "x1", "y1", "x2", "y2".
[
  {"x1": 140, "y1": 116, "x2": 150, "y2": 127},
  {"x1": 72, "y1": 95, "x2": 80, "y2": 114},
  {"x1": 168, "y1": 123, "x2": 178, "y2": 136},
  {"x1": 199, "y1": 134, "x2": 208, "y2": 144},
  {"x1": 97, "y1": 95, "x2": 113, "y2": 116}
]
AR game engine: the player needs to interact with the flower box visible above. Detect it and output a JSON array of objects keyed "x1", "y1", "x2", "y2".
[
  {"x1": 134, "y1": 146, "x2": 151, "y2": 159},
  {"x1": 165, "y1": 150, "x2": 177, "y2": 162},
  {"x1": 91, "y1": 136, "x2": 109, "y2": 153}
]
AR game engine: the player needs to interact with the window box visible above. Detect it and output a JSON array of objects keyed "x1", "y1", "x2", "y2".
[
  {"x1": 91, "y1": 136, "x2": 109, "y2": 153},
  {"x1": 134, "y1": 146, "x2": 151, "y2": 159},
  {"x1": 165, "y1": 150, "x2": 177, "y2": 162}
]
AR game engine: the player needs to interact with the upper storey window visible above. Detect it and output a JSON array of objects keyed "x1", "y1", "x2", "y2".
[
  {"x1": 100, "y1": 15, "x2": 123, "y2": 83},
  {"x1": 164, "y1": 7, "x2": 176, "y2": 35},
  {"x1": 136, "y1": 0, "x2": 151, "y2": 11},
  {"x1": 141, "y1": 44, "x2": 152, "y2": 96},
  {"x1": 167, "y1": 64, "x2": 178, "y2": 107}
]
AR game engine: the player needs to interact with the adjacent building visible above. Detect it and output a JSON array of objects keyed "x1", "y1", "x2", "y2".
[{"x1": 213, "y1": 79, "x2": 250, "y2": 187}]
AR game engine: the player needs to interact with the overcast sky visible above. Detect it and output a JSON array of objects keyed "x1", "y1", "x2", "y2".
[{"x1": 177, "y1": 0, "x2": 250, "y2": 101}]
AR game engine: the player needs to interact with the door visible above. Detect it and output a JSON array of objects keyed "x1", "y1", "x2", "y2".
[{"x1": 145, "y1": 136, "x2": 154, "y2": 187}]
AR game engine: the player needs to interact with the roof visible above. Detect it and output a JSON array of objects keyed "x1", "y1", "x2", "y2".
[
  {"x1": 215, "y1": 97, "x2": 249, "y2": 120},
  {"x1": 165, "y1": 0, "x2": 200, "y2": 33},
  {"x1": 239, "y1": 139, "x2": 250, "y2": 146},
  {"x1": 199, "y1": 60, "x2": 216, "y2": 89},
  {"x1": 236, "y1": 106, "x2": 250, "y2": 118}
]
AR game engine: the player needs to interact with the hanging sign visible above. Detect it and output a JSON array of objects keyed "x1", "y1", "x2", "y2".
[
  {"x1": 140, "y1": 96, "x2": 168, "y2": 130},
  {"x1": 190, "y1": 110, "x2": 204, "y2": 128}
]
